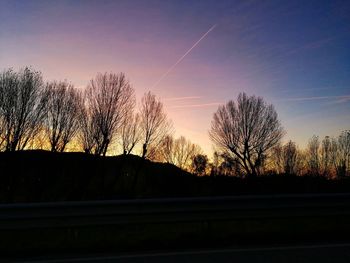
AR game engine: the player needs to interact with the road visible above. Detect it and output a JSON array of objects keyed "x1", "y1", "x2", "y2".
[
  {"x1": 2, "y1": 193, "x2": 350, "y2": 229},
  {"x1": 3, "y1": 194, "x2": 350, "y2": 262},
  {"x1": 16, "y1": 243, "x2": 350, "y2": 263}
]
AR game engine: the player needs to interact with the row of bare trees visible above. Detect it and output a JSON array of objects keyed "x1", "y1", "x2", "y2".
[
  {"x1": 269, "y1": 132, "x2": 350, "y2": 178},
  {"x1": 1, "y1": 67, "x2": 348, "y2": 178},
  {"x1": 208, "y1": 93, "x2": 349, "y2": 178},
  {"x1": 208, "y1": 132, "x2": 350, "y2": 178},
  {"x1": 305, "y1": 133, "x2": 350, "y2": 177},
  {"x1": 0, "y1": 68, "x2": 174, "y2": 157}
]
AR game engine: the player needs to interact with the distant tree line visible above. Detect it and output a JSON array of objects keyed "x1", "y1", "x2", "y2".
[
  {"x1": 268, "y1": 133, "x2": 350, "y2": 178},
  {"x1": 0, "y1": 67, "x2": 349, "y2": 178},
  {"x1": 208, "y1": 129, "x2": 349, "y2": 179}
]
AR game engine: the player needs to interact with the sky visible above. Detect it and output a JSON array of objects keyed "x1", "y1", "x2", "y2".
[{"x1": 1, "y1": 0, "x2": 350, "y2": 155}]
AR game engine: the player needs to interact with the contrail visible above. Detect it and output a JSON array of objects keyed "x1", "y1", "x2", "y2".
[{"x1": 152, "y1": 24, "x2": 217, "y2": 89}]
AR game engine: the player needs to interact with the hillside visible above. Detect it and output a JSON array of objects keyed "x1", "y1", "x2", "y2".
[{"x1": 0, "y1": 150, "x2": 349, "y2": 203}]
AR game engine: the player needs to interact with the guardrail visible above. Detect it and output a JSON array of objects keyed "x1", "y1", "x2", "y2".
[{"x1": 1, "y1": 193, "x2": 350, "y2": 229}]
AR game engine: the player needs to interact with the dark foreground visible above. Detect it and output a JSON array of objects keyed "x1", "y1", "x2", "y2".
[
  {"x1": 2, "y1": 151, "x2": 350, "y2": 262},
  {"x1": 2, "y1": 194, "x2": 350, "y2": 261},
  {"x1": 17, "y1": 243, "x2": 350, "y2": 263}
]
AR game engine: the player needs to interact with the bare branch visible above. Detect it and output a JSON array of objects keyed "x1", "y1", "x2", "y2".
[
  {"x1": 158, "y1": 135, "x2": 202, "y2": 171},
  {"x1": 120, "y1": 112, "x2": 141, "y2": 155},
  {"x1": 209, "y1": 92, "x2": 284, "y2": 176},
  {"x1": 140, "y1": 91, "x2": 173, "y2": 158},
  {"x1": 44, "y1": 81, "x2": 81, "y2": 152},
  {"x1": 78, "y1": 72, "x2": 135, "y2": 156},
  {"x1": 0, "y1": 67, "x2": 47, "y2": 151}
]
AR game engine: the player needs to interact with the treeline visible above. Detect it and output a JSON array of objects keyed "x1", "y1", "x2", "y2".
[
  {"x1": 207, "y1": 132, "x2": 350, "y2": 178},
  {"x1": 0, "y1": 67, "x2": 175, "y2": 157},
  {"x1": 269, "y1": 133, "x2": 350, "y2": 178},
  {"x1": 0, "y1": 67, "x2": 207, "y2": 172},
  {"x1": 0, "y1": 67, "x2": 349, "y2": 179}
]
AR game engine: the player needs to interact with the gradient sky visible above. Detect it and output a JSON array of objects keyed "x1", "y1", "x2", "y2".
[{"x1": 1, "y1": 0, "x2": 350, "y2": 155}]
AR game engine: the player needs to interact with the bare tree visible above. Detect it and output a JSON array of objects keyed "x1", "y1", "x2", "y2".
[
  {"x1": 209, "y1": 151, "x2": 221, "y2": 176},
  {"x1": 0, "y1": 67, "x2": 47, "y2": 151},
  {"x1": 282, "y1": 140, "x2": 300, "y2": 175},
  {"x1": 173, "y1": 136, "x2": 202, "y2": 170},
  {"x1": 307, "y1": 135, "x2": 320, "y2": 175},
  {"x1": 330, "y1": 131, "x2": 350, "y2": 178},
  {"x1": 209, "y1": 93, "x2": 284, "y2": 177},
  {"x1": 158, "y1": 135, "x2": 201, "y2": 170},
  {"x1": 270, "y1": 141, "x2": 303, "y2": 175},
  {"x1": 321, "y1": 136, "x2": 332, "y2": 177},
  {"x1": 159, "y1": 135, "x2": 175, "y2": 163},
  {"x1": 28, "y1": 129, "x2": 48, "y2": 150},
  {"x1": 44, "y1": 81, "x2": 81, "y2": 152},
  {"x1": 0, "y1": 103, "x2": 5, "y2": 150},
  {"x1": 77, "y1": 98, "x2": 96, "y2": 154},
  {"x1": 139, "y1": 91, "x2": 172, "y2": 158},
  {"x1": 120, "y1": 112, "x2": 141, "y2": 155},
  {"x1": 271, "y1": 143, "x2": 284, "y2": 174},
  {"x1": 80, "y1": 72, "x2": 135, "y2": 156},
  {"x1": 338, "y1": 130, "x2": 350, "y2": 176}
]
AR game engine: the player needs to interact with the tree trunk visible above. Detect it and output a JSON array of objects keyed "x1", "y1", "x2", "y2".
[{"x1": 142, "y1": 143, "x2": 147, "y2": 159}]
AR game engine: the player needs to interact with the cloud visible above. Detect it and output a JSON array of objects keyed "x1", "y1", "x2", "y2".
[
  {"x1": 285, "y1": 37, "x2": 335, "y2": 56},
  {"x1": 169, "y1": 102, "x2": 223, "y2": 109},
  {"x1": 279, "y1": 95, "x2": 350, "y2": 103},
  {"x1": 277, "y1": 87, "x2": 334, "y2": 94},
  {"x1": 333, "y1": 96, "x2": 350, "y2": 104},
  {"x1": 164, "y1": 96, "x2": 201, "y2": 101}
]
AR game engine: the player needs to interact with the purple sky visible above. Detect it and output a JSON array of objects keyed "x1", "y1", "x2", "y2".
[{"x1": 1, "y1": 0, "x2": 350, "y2": 154}]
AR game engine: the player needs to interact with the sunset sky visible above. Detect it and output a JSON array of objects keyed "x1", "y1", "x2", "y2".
[{"x1": 1, "y1": 0, "x2": 349, "y2": 154}]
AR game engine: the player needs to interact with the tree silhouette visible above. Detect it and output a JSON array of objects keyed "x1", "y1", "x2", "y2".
[
  {"x1": 77, "y1": 97, "x2": 95, "y2": 154},
  {"x1": 209, "y1": 151, "x2": 221, "y2": 176},
  {"x1": 139, "y1": 91, "x2": 172, "y2": 158},
  {"x1": 338, "y1": 131, "x2": 350, "y2": 177},
  {"x1": 159, "y1": 135, "x2": 175, "y2": 163},
  {"x1": 173, "y1": 136, "x2": 201, "y2": 170},
  {"x1": 271, "y1": 141, "x2": 303, "y2": 175},
  {"x1": 321, "y1": 136, "x2": 332, "y2": 177},
  {"x1": 209, "y1": 92, "x2": 284, "y2": 177},
  {"x1": 271, "y1": 144, "x2": 284, "y2": 174},
  {"x1": 307, "y1": 135, "x2": 320, "y2": 175},
  {"x1": 1, "y1": 66, "x2": 349, "y2": 180},
  {"x1": 331, "y1": 131, "x2": 350, "y2": 178},
  {"x1": 79, "y1": 72, "x2": 135, "y2": 156},
  {"x1": 282, "y1": 141, "x2": 300, "y2": 175},
  {"x1": 120, "y1": 112, "x2": 141, "y2": 155},
  {"x1": 0, "y1": 68, "x2": 48, "y2": 151},
  {"x1": 0, "y1": 105, "x2": 5, "y2": 150},
  {"x1": 158, "y1": 135, "x2": 202, "y2": 171},
  {"x1": 44, "y1": 81, "x2": 81, "y2": 152}
]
